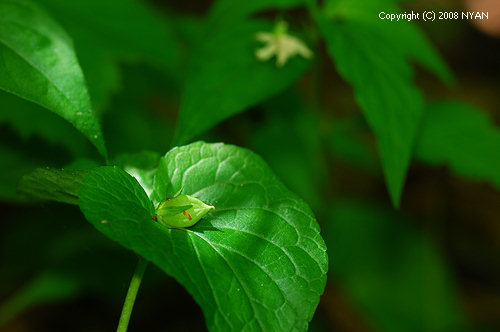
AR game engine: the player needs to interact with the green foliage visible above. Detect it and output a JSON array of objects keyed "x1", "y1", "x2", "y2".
[
  {"x1": 0, "y1": 0, "x2": 495, "y2": 330},
  {"x1": 18, "y1": 168, "x2": 87, "y2": 205},
  {"x1": 249, "y1": 93, "x2": 327, "y2": 210},
  {"x1": 318, "y1": 0, "x2": 451, "y2": 207},
  {"x1": 416, "y1": 101, "x2": 500, "y2": 188},
  {"x1": 79, "y1": 142, "x2": 327, "y2": 331},
  {"x1": 327, "y1": 116, "x2": 380, "y2": 173},
  {"x1": 174, "y1": 19, "x2": 311, "y2": 145},
  {"x1": 0, "y1": 0, "x2": 106, "y2": 157},
  {"x1": 37, "y1": 0, "x2": 181, "y2": 72},
  {"x1": 327, "y1": 200, "x2": 468, "y2": 332},
  {"x1": 209, "y1": 0, "x2": 307, "y2": 22},
  {"x1": 0, "y1": 91, "x2": 92, "y2": 157}
]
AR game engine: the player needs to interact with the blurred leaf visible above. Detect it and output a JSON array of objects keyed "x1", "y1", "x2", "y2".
[
  {"x1": 79, "y1": 142, "x2": 327, "y2": 331},
  {"x1": 0, "y1": 206, "x2": 140, "y2": 324},
  {"x1": 328, "y1": 115, "x2": 379, "y2": 173},
  {"x1": 327, "y1": 200, "x2": 469, "y2": 332},
  {"x1": 0, "y1": 272, "x2": 81, "y2": 328},
  {"x1": 323, "y1": 0, "x2": 453, "y2": 84},
  {"x1": 18, "y1": 168, "x2": 87, "y2": 205},
  {"x1": 209, "y1": 0, "x2": 306, "y2": 23},
  {"x1": 250, "y1": 93, "x2": 327, "y2": 210},
  {"x1": 73, "y1": 38, "x2": 121, "y2": 113},
  {"x1": 415, "y1": 101, "x2": 500, "y2": 188},
  {"x1": 0, "y1": 0, "x2": 106, "y2": 157},
  {"x1": 38, "y1": 0, "x2": 181, "y2": 74},
  {"x1": 318, "y1": 13, "x2": 423, "y2": 208},
  {"x1": 0, "y1": 90, "x2": 94, "y2": 157},
  {"x1": 318, "y1": 0, "x2": 452, "y2": 207},
  {"x1": 102, "y1": 66, "x2": 176, "y2": 156},
  {"x1": 174, "y1": 19, "x2": 311, "y2": 145},
  {"x1": 0, "y1": 145, "x2": 42, "y2": 202}
]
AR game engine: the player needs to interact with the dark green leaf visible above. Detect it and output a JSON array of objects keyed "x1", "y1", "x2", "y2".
[
  {"x1": 79, "y1": 142, "x2": 327, "y2": 331},
  {"x1": 327, "y1": 200, "x2": 469, "y2": 332},
  {"x1": 323, "y1": 0, "x2": 453, "y2": 84},
  {"x1": 209, "y1": 0, "x2": 306, "y2": 23},
  {"x1": 0, "y1": 145, "x2": 44, "y2": 202},
  {"x1": 415, "y1": 101, "x2": 500, "y2": 188},
  {"x1": 249, "y1": 93, "x2": 327, "y2": 210},
  {"x1": 318, "y1": 0, "x2": 452, "y2": 207},
  {"x1": 0, "y1": 90, "x2": 94, "y2": 157},
  {"x1": 18, "y1": 168, "x2": 87, "y2": 205},
  {"x1": 38, "y1": 0, "x2": 181, "y2": 75},
  {"x1": 318, "y1": 14, "x2": 423, "y2": 207},
  {"x1": 0, "y1": 0, "x2": 106, "y2": 157},
  {"x1": 174, "y1": 19, "x2": 311, "y2": 145},
  {"x1": 328, "y1": 115, "x2": 379, "y2": 173}
]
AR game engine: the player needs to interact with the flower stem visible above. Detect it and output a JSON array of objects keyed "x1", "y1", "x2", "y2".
[{"x1": 116, "y1": 257, "x2": 148, "y2": 332}]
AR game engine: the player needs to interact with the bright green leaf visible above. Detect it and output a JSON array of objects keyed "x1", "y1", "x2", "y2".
[
  {"x1": 415, "y1": 101, "x2": 500, "y2": 188},
  {"x1": 113, "y1": 151, "x2": 161, "y2": 198},
  {"x1": 0, "y1": 0, "x2": 106, "y2": 157},
  {"x1": 18, "y1": 168, "x2": 87, "y2": 205},
  {"x1": 174, "y1": 19, "x2": 311, "y2": 145},
  {"x1": 327, "y1": 200, "x2": 469, "y2": 332},
  {"x1": 79, "y1": 142, "x2": 327, "y2": 331}
]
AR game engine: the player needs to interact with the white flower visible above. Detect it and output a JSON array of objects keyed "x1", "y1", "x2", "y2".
[{"x1": 255, "y1": 20, "x2": 313, "y2": 67}]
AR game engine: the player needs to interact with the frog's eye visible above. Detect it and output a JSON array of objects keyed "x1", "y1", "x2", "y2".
[{"x1": 155, "y1": 194, "x2": 214, "y2": 228}]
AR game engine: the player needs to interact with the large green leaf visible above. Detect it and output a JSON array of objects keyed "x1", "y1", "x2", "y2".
[
  {"x1": 0, "y1": 0, "x2": 106, "y2": 157},
  {"x1": 318, "y1": 0, "x2": 452, "y2": 207},
  {"x1": 415, "y1": 101, "x2": 500, "y2": 188},
  {"x1": 79, "y1": 142, "x2": 327, "y2": 331},
  {"x1": 327, "y1": 200, "x2": 469, "y2": 332},
  {"x1": 174, "y1": 19, "x2": 311, "y2": 145}
]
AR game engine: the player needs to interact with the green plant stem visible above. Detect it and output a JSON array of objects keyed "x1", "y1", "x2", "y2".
[{"x1": 116, "y1": 257, "x2": 148, "y2": 332}]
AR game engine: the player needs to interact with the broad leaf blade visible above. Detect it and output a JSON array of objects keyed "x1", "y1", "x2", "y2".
[
  {"x1": 113, "y1": 151, "x2": 162, "y2": 199},
  {"x1": 319, "y1": 15, "x2": 424, "y2": 207},
  {"x1": 174, "y1": 19, "x2": 311, "y2": 145},
  {"x1": 415, "y1": 101, "x2": 500, "y2": 188},
  {"x1": 79, "y1": 142, "x2": 327, "y2": 331},
  {"x1": 0, "y1": 0, "x2": 106, "y2": 157},
  {"x1": 18, "y1": 168, "x2": 87, "y2": 205}
]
